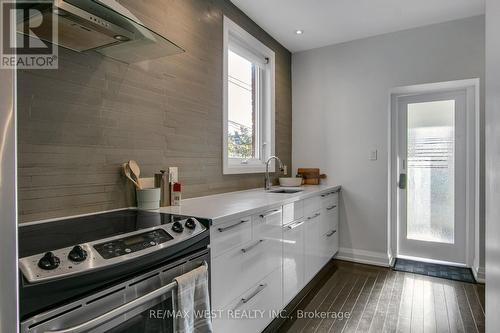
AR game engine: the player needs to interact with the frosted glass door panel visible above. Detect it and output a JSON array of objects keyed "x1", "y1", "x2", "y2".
[{"x1": 407, "y1": 100, "x2": 455, "y2": 244}]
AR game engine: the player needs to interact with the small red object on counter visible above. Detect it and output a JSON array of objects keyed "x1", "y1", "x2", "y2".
[{"x1": 171, "y1": 182, "x2": 182, "y2": 206}]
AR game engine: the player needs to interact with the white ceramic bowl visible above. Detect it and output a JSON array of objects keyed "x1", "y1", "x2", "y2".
[{"x1": 279, "y1": 177, "x2": 303, "y2": 187}]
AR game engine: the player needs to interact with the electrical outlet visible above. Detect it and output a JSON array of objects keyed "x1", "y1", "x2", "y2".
[
  {"x1": 168, "y1": 167, "x2": 178, "y2": 183},
  {"x1": 369, "y1": 150, "x2": 378, "y2": 161}
]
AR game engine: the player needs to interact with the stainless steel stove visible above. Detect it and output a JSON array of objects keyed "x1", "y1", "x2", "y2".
[{"x1": 18, "y1": 209, "x2": 211, "y2": 333}]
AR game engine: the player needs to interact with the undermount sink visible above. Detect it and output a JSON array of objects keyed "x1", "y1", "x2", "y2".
[{"x1": 267, "y1": 189, "x2": 303, "y2": 194}]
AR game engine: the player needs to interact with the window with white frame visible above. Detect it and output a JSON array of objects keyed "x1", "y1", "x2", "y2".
[{"x1": 223, "y1": 16, "x2": 275, "y2": 174}]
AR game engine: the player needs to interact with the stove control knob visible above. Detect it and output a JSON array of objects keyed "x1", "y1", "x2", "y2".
[
  {"x1": 38, "y1": 252, "x2": 60, "y2": 270},
  {"x1": 172, "y1": 221, "x2": 184, "y2": 233},
  {"x1": 68, "y1": 245, "x2": 87, "y2": 262},
  {"x1": 185, "y1": 218, "x2": 196, "y2": 230}
]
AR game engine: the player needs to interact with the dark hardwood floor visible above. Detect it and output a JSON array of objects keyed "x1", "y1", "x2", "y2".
[{"x1": 278, "y1": 260, "x2": 485, "y2": 333}]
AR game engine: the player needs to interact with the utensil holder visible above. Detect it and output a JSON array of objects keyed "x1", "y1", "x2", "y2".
[{"x1": 136, "y1": 188, "x2": 161, "y2": 210}]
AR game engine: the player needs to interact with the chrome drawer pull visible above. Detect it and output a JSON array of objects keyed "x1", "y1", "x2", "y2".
[
  {"x1": 326, "y1": 230, "x2": 337, "y2": 237},
  {"x1": 307, "y1": 212, "x2": 321, "y2": 220},
  {"x1": 321, "y1": 193, "x2": 330, "y2": 197},
  {"x1": 217, "y1": 219, "x2": 249, "y2": 232},
  {"x1": 286, "y1": 221, "x2": 305, "y2": 230},
  {"x1": 259, "y1": 209, "x2": 280, "y2": 218},
  {"x1": 241, "y1": 283, "x2": 267, "y2": 304},
  {"x1": 326, "y1": 205, "x2": 337, "y2": 211},
  {"x1": 241, "y1": 240, "x2": 264, "y2": 253}
]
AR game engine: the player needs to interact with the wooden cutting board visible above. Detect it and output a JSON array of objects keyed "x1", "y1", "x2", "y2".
[{"x1": 297, "y1": 168, "x2": 326, "y2": 185}]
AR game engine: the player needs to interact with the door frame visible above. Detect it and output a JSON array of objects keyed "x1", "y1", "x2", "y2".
[
  {"x1": 388, "y1": 79, "x2": 480, "y2": 271},
  {"x1": 397, "y1": 90, "x2": 467, "y2": 264}
]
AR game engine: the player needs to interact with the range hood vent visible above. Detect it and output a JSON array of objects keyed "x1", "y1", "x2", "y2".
[{"x1": 17, "y1": 0, "x2": 184, "y2": 63}]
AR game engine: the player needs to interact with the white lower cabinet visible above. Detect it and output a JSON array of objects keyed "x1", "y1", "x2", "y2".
[
  {"x1": 282, "y1": 218, "x2": 306, "y2": 305},
  {"x1": 211, "y1": 207, "x2": 283, "y2": 320},
  {"x1": 213, "y1": 268, "x2": 282, "y2": 333},
  {"x1": 211, "y1": 189, "x2": 340, "y2": 333}
]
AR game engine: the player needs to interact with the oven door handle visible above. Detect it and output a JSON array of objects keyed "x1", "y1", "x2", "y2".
[{"x1": 44, "y1": 280, "x2": 178, "y2": 333}]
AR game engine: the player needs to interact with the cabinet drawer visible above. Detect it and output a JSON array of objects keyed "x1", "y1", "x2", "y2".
[
  {"x1": 210, "y1": 216, "x2": 252, "y2": 257},
  {"x1": 211, "y1": 236, "x2": 282, "y2": 309},
  {"x1": 321, "y1": 206, "x2": 338, "y2": 235},
  {"x1": 213, "y1": 268, "x2": 282, "y2": 333},
  {"x1": 321, "y1": 191, "x2": 338, "y2": 210},
  {"x1": 304, "y1": 196, "x2": 321, "y2": 216},
  {"x1": 282, "y1": 200, "x2": 304, "y2": 225},
  {"x1": 252, "y1": 208, "x2": 282, "y2": 240}
]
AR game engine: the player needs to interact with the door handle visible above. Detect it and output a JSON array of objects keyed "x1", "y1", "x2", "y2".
[
  {"x1": 239, "y1": 283, "x2": 267, "y2": 306},
  {"x1": 399, "y1": 173, "x2": 407, "y2": 189},
  {"x1": 326, "y1": 230, "x2": 337, "y2": 237},
  {"x1": 285, "y1": 220, "x2": 305, "y2": 230},
  {"x1": 307, "y1": 212, "x2": 321, "y2": 220},
  {"x1": 241, "y1": 240, "x2": 264, "y2": 253},
  {"x1": 217, "y1": 219, "x2": 249, "y2": 232},
  {"x1": 259, "y1": 209, "x2": 280, "y2": 219}
]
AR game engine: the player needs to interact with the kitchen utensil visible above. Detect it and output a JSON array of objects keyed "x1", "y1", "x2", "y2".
[
  {"x1": 122, "y1": 163, "x2": 141, "y2": 189},
  {"x1": 279, "y1": 177, "x2": 303, "y2": 187},
  {"x1": 128, "y1": 160, "x2": 141, "y2": 183}
]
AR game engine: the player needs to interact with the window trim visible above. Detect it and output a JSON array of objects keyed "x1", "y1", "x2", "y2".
[{"x1": 222, "y1": 16, "x2": 275, "y2": 175}]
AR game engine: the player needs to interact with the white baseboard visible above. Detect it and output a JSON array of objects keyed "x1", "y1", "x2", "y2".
[
  {"x1": 335, "y1": 247, "x2": 391, "y2": 267},
  {"x1": 472, "y1": 265, "x2": 485, "y2": 283}
]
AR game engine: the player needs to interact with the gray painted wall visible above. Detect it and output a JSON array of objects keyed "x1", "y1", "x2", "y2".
[
  {"x1": 17, "y1": 0, "x2": 292, "y2": 223},
  {"x1": 292, "y1": 16, "x2": 485, "y2": 266},
  {"x1": 485, "y1": 1, "x2": 500, "y2": 331}
]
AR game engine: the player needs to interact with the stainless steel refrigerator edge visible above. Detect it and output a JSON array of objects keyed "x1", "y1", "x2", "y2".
[{"x1": 0, "y1": 0, "x2": 19, "y2": 328}]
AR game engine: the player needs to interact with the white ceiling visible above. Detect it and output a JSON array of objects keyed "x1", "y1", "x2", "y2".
[{"x1": 230, "y1": 0, "x2": 485, "y2": 52}]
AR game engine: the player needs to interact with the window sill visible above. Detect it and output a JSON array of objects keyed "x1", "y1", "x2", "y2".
[{"x1": 223, "y1": 164, "x2": 275, "y2": 175}]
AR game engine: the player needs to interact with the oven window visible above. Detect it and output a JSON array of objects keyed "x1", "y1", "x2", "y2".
[{"x1": 105, "y1": 299, "x2": 173, "y2": 333}]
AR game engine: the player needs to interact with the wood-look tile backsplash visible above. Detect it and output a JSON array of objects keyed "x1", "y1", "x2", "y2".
[{"x1": 17, "y1": 0, "x2": 292, "y2": 223}]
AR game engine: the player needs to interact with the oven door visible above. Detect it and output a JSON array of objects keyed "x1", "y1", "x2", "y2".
[
  {"x1": 20, "y1": 251, "x2": 210, "y2": 333},
  {"x1": 102, "y1": 287, "x2": 175, "y2": 333}
]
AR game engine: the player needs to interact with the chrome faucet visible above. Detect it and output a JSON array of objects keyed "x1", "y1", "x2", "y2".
[{"x1": 265, "y1": 156, "x2": 284, "y2": 190}]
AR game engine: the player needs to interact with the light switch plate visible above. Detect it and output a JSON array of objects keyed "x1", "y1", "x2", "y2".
[{"x1": 369, "y1": 150, "x2": 378, "y2": 161}]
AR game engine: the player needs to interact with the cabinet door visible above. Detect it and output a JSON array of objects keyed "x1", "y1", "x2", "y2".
[
  {"x1": 325, "y1": 205, "x2": 339, "y2": 255},
  {"x1": 282, "y1": 219, "x2": 305, "y2": 305},
  {"x1": 304, "y1": 211, "x2": 322, "y2": 283},
  {"x1": 321, "y1": 192, "x2": 339, "y2": 259},
  {"x1": 210, "y1": 215, "x2": 252, "y2": 257},
  {"x1": 213, "y1": 268, "x2": 282, "y2": 333}
]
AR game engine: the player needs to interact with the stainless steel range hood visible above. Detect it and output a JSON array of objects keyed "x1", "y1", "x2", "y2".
[{"x1": 17, "y1": 0, "x2": 184, "y2": 63}]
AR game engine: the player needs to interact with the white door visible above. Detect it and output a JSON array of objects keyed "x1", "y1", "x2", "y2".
[{"x1": 397, "y1": 90, "x2": 467, "y2": 264}]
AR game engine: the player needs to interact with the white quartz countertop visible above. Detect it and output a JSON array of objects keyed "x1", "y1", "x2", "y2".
[{"x1": 159, "y1": 184, "x2": 341, "y2": 224}]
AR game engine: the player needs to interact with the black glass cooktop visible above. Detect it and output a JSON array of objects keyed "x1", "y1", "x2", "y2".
[{"x1": 18, "y1": 210, "x2": 198, "y2": 257}]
